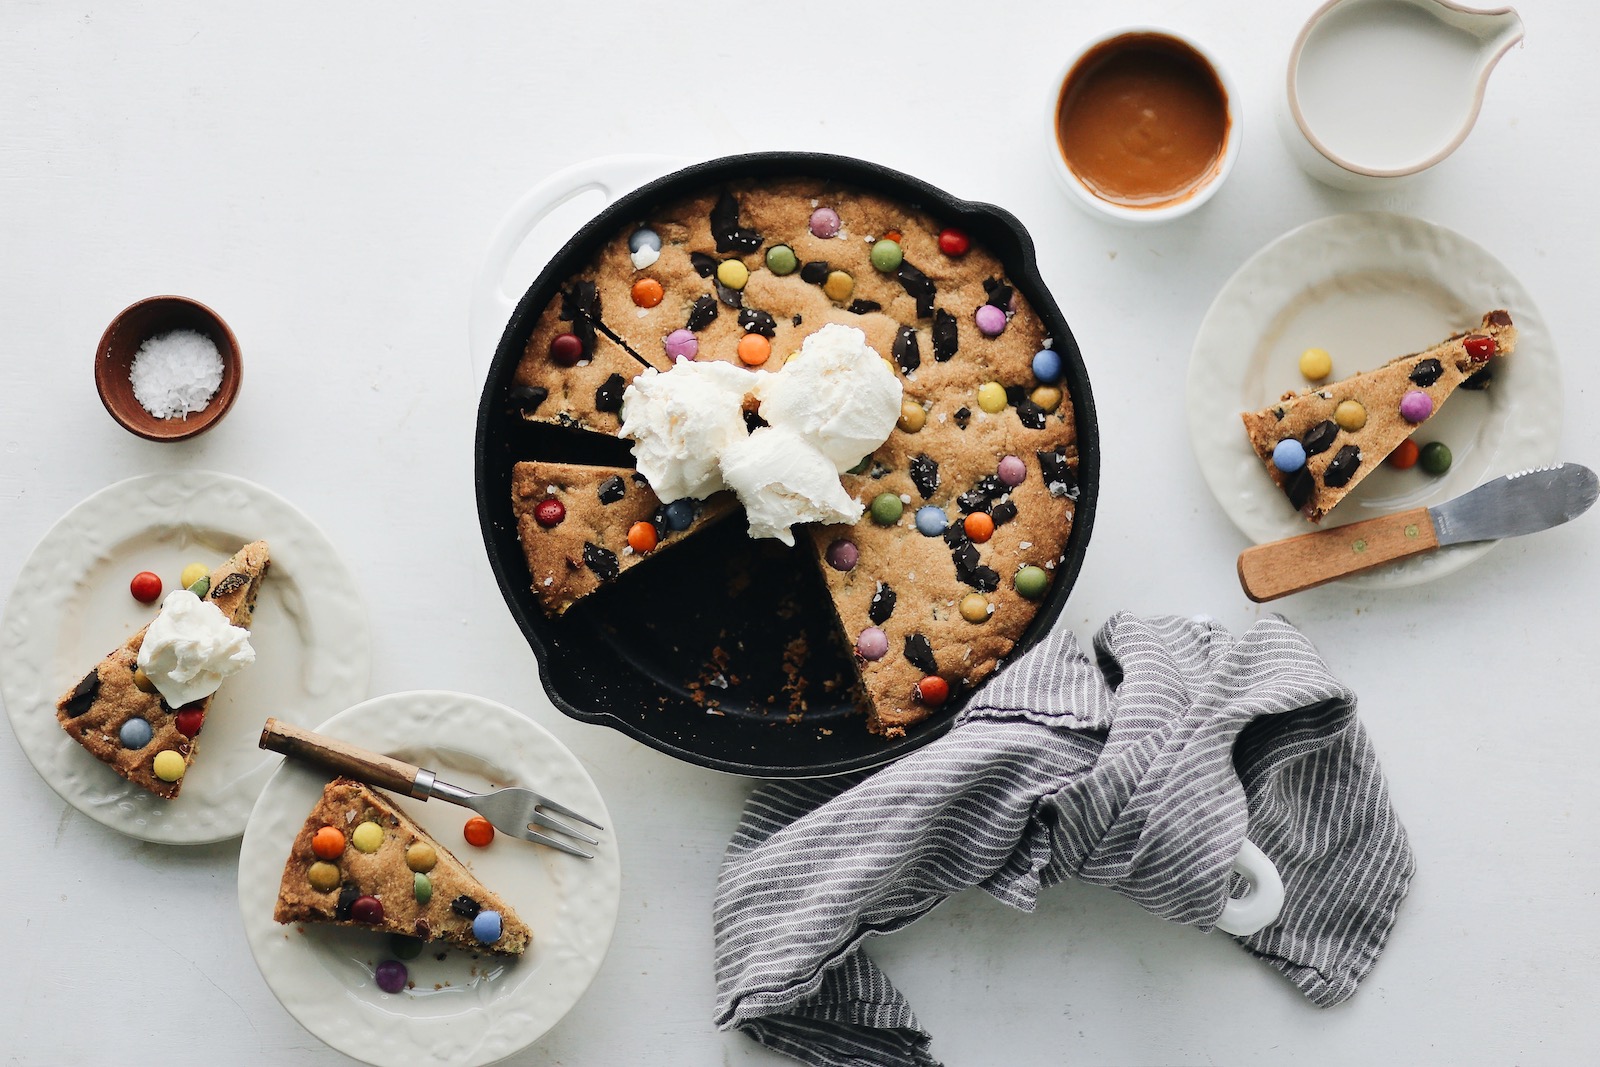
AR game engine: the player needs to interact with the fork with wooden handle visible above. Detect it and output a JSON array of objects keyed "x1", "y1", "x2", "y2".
[{"x1": 260, "y1": 718, "x2": 603, "y2": 858}]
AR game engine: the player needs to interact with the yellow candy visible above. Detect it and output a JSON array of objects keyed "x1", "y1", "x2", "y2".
[
  {"x1": 352, "y1": 821, "x2": 384, "y2": 854},
  {"x1": 976, "y1": 381, "x2": 1007, "y2": 414},
  {"x1": 132, "y1": 668, "x2": 157, "y2": 693},
  {"x1": 716, "y1": 259, "x2": 749, "y2": 290},
  {"x1": 959, "y1": 593, "x2": 990, "y2": 623},
  {"x1": 1030, "y1": 386, "x2": 1062, "y2": 412},
  {"x1": 307, "y1": 861, "x2": 341, "y2": 892},
  {"x1": 823, "y1": 270, "x2": 854, "y2": 303},
  {"x1": 179, "y1": 562, "x2": 210, "y2": 588},
  {"x1": 1299, "y1": 347, "x2": 1332, "y2": 381},
  {"x1": 1334, "y1": 399, "x2": 1367, "y2": 431},
  {"x1": 152, "y1": 750, "x2": 186, "y2": 782},
  {"x1": 898, "y1": 401, "x2": 927, "y2": 433},
  {"x1": 405, "y1": 842, "x2": 438, "y2": 873}
]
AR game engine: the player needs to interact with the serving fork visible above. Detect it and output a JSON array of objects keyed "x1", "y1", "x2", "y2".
[{"x1": 260, "y1": 718, "x2": 604, "y2": 858}]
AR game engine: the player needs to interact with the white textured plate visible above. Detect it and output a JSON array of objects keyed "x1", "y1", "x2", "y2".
[
  {"x1": 0, "y1": 471, "x2": 370, "y2": 842},
  {"x1": 1188, "y1": 211, "x2": 1561, "y2": 587},
  {"x1": 237, "y1": 691, "x2": 620, "y2": 1067}
]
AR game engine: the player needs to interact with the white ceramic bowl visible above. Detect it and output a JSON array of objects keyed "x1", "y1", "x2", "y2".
[{"x1": 1046, "y1": 27, "x2": 1243, "y2": 225}]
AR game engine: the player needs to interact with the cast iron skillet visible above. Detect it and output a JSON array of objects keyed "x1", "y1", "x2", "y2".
[{"x1": 475, "y1": 152, "x2": 1099, "y2": 778}]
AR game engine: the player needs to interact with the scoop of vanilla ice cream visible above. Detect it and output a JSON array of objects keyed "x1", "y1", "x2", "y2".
[
  {"x1": 718, "y1": 425, "x2": 865, "y2": 546},
  {"x1": 619, "y1": 360, "x2": 758, "y2": 502},
  {"x1": 136, "y1": 589, "x2": 256, "y2": 707},
  {"x1": 754, "y1": 323, "x2": 902, "y2": 473}
]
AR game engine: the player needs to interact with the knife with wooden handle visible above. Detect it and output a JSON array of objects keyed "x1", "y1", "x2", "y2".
[{"x1": 1238, "y1": 463, "x2": 1598, "y2": 602}]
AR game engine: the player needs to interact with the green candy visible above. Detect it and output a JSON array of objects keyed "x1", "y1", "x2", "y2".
[
  {"x1": 186, "y1": 575, "x2": 210, "y2": 598},
  {"x1": 1014, "y1": 565, "x2": 1050, "y2": 601},
  {"x1": 870, "y1": 493, "x2": 904, "y2": 526},
  {"x1": 765, "y1": 244, "x2": 798, "y2": 276},
  {"x1": 389, "y1": 934, "x2": 425, "y2": 961},
  {"x1": 846, "y1": 455, "x2": 873, "y2": 475},
  {"x1": 413, "y1": 872, "x2": 432, "y2": 905},
  {"x1": 1419, "y1": 441, "x2": 1452, "y2": 475},
  {"x1": 870, "y1": 239, "x2": 903, "y2": 273}
]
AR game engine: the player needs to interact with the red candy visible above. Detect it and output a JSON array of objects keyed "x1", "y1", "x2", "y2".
[
  {"x1": 938, "y1": 228, "x2": 970, "y2": 257},
  {"x1": 1388, "y1": 439, "x2": 1420, "y2": 470},
  {"x1": 534, "y1": 499, "x2": 566, "y2": 528},
  {"x1": 130, "y1": 571, "x2": 163, "y2": 604},
  {"x1": 351, "y1": 895, "x2": 384, "y2": 924},
  {"x1": 550, "y1": 333, "x2": 584, "y2": 366},
  {"x1": 175, "y1": 707, "x2": 206, "y2": 737},
  {"x1": 916, "y1": 676, "x2": 950, "y2": 706},
  {"x1": 1464, "y1": 334, "x2": 1496, "y2": 362},
  {"x1": 464, "y1": 816, "x2": 495, "y2": 847}
]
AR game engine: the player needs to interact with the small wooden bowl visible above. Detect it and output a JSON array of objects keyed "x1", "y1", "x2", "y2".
[{"x1": 95, "y1": 296, "x2": 242, "y2": 441}]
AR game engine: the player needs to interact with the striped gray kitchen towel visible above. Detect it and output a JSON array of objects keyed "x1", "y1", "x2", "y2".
[{"x1": 713, "y1": 613, "x2": 1415, "y2": 1067}]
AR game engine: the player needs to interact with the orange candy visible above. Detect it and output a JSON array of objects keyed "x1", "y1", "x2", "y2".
[
  {"x1": 963, "y1": 512, "x2": 995, "y2": 543},
  {"x1": 631, "y1": 278, "x2": 664, "y2": 308},
  {"x1": 884, "y1": 229, "x2": 903, "y2": 243},
  {"x1": 627, "y1": 521, "x2": 659, "y2": 554},
  {"x1": 464, "y1": 816, "x2": 495, "y2": 847},
  {"x1": 737, "y1": 333, "x2": 771, "y2": 366},
  {"x1": 311, "y1": 826, "x2": 346, "y2": 860},
  {"x1": 916, "y1": 676, "x2": 950, "y2": 706},
  {"x1": 1388, "y1": 439, "x2": 1420, "y2": 470}
]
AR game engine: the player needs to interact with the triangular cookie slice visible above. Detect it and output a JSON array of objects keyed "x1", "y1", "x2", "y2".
[
  {"x1": 56, "y1": 540, "x2": 270, "y2": 799},
  {"x1": 511, "y1": 460, "x2": 734, "y2": 615},
  {"x1": 1241, "y1": 311, "x2": 1515, "y2": 522},
  {"x1": 273, "y1": 778, "x2": 532, "y2": 956}
]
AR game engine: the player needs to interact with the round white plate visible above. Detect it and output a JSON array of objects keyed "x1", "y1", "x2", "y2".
[
  {"x1": 237, "y1": 691, "x2": 620, "y2": 1067},
  {"x1": 1188, "y1": 211, "x2": 1561, "y2": 587},
  {"x1": 0, "y1": 470, "x2": 370, "y2": 842}
]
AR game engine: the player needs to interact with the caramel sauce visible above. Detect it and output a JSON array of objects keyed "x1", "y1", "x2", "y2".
[{"x1": 1055, "y1": 34, "x2": 1230, "y2": 208}]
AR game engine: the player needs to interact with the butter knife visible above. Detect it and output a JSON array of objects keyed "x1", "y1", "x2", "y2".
[{"x1": 1238, "y1": 463, "x2": 1599, "y2": 602}]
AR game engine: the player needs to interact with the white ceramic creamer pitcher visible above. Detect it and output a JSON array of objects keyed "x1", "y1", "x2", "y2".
[{"x1": 1281, "y1": 0, "x2": 1523, "y2": 190}]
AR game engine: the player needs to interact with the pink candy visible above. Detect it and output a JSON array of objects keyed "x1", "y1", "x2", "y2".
[
  {"x1": 1399, "y1": 390, "x2": 1433, "y2": 423},
  {"x1": 997, "y1": 455, "x2": 1026, "y2": 486},
  {"x1": 856, "y1": 627, "x2": 888, "y2": 661},
  {"x1": 809, "y1": 207, "x2": 841, "y2": 238},
  {"x1": 663, "y1": 329, "x2": 698, "y2": 362},
  {"x1": 975, "y1": 304, "x2": 1007, "y2": 337}
]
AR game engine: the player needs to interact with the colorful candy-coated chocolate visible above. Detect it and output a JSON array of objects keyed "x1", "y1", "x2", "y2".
[
  {"x1": 856, "y1": 627, "x2": 889, "y2": 661},
  {"x1": 627, "y1": 521, "x2": 658, "y2": 554},
  {"x1": 119, "y1": 717, "x2": 152, "y2": 749},
  {"x1": 352, "y1": 821, "x2": 384, "y2": 853},
  {"x1": 1272, "y1": 439, "x2": 1307, "y2": 473},
  {"x1": 870, "y1": 493, "x2": 903, "y2": 525},
  {"x1": 825, "y1": 539, "x2": 859, "y2": 571},
  {"x1": 627, "y1": 228, "x2": 661, "y2": 254},
  {"x1": 374, "y1": 960, "x2": 408, "y2": 994},
  {"x1": 1299, "y1": 347, "x2": 1332, "y2": 380},
  {"x1": 974, "y1": 304, "x2": 1007, "y2": 337},
  {"x1": 174, "y1": 707, "x2": 204, "y2": 738},
  {"x1": 1334, "y1": 400, "x2": 1367, "y2": 431},
  {"x1": 914, "y1": 506, "x2": 946, "y2": 536},
  {"x1": 809, "y1": 207, "x2": 841, "y2": 238},
  {"x1": 916, "y1": 676, "x2": 950, "y2": 706},
  {"x1": 152, "y1": 750, "x2": 186, "y2": 782},
  {"x1": 631, "y1": 278, "x2": 664, "y2": 308},
  {"x1": 464, "y1": 816, "x2": 495, "y2": 847},
  {"x1": 959, "y1": 593, "x2": 990, "y2": 623},
  {"x1": 663, "y1": 329, "x2": 698, "y2": 362},
  {"x1": 870, "y1": 239, "x2": 903, "y2": 273},
  {"x1": 716, "y1": 259, "x2": 749, "y2": 290},
  {"x1": 129, "y1": 571, "x2": 162, "y2": 604},
  {"x1": 1388, "y1": 439, "x2": 1420, "y2": 470},
  {"x1": 312, "y1": 826, "x2": 346, "y2": 860},
  {"x1": 976, "y1": 381, "x2": 1007, "y2": 413},
  {"x1": 1030, "y1": 386, "x2": 1062, "y2": 412},
  {"x1": 180, "y1": 562, "x2": 209, "y2": 589},
  {"x1": 664, "y1": 499, "x2": 695, "y2": 531},
  {"x1": 534, "y1": 498, "x2": 565, "y2": 528},
  {"x1": 1031, "y1": 348, "x2": 1062, "y2": 383},
  {"x1": 1419, "y1": 441, "x2": 1452, "y2": 474},
  {"x1": 550, "y1": 333, "x2": 584, "y2": 366},
  {"x1": 737, "y1": 333, "x2": 771, "y2": 366},
  {"x1": 389, "y1": 934, "x2": 424, "y2": 961},
  {"x1": 472, "y1": 910, "x2": 504, "y2": 944},
  {"x1": 413, "y1": 872, "x2": 432, "y2": 904},
  {"x1": 766, "y1": 244, "x2": 798, "y2": 275},
  {"x1": 898, "y1": 401, "x2": 926, "y2": 433},
  {"x1": 823, "y1": 270, "x2": 854, "y2": 303},
  {"x1": 406, "y1": 842, "x2": 437, "y2": 873},
  {"x1": 1014, "y1": 565, "x2": 1049, "y2": 600},
  {"x1": 964, "y1": 512, "x2": 995, "y2": 543},
  {"x1": 132, "y1": 667, "x2": 157, "y2": 693},
  {"x1": 187, "y1": 574, "x2": 209, "y2": 597},
  {"x1": 997, "y1": 455, "x2": 1026, "y2": 486},
  {"x1": 351, "y1": 895, "x2": 384, "y2": 924},
  {"x1": 307, "y1": 861, "x2": 341, "y2": 892},
  {"x1": 938, "y1": 228, "x2": 970, "y2": 256},
  {"x1": 1464, "y1": 335, "x2": 1496, "y2": 361},
  {"x1": 1399, "y1": 390, "x2": 1433, "y2": 422}
]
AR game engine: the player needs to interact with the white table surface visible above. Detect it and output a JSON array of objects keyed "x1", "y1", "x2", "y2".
[{"x1": 3, "y1": 2, "x2": 1597, "y2": 1064}]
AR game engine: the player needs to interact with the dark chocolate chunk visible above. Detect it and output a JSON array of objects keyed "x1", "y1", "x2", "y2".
[
  {"x1": 1461, "y1": 366, "x2": 1494, "y2": 391},
  {"x1": 738, "y1": 308, "x2": 777, "y2": 337},
  {"x1": 1284, "y1": 466, "x2": 1314, "y2": 510},
  {"x1": 1272, "y1": 407, "x2": 1285, "y2": 421},
  {"x1": 846, "y1": 299, "x2": 882, "y2": 315},
  {"x1": 686, "y1": 295, "x2": 718, "y2": 331},
  {"x1": 1488, "y1": 310, "x2": 1513, "y2": 326},
  {"x1": 1037, "y1": 448, "x2": 1078, "y2": 499},
  {"x1": 941, "y1": 523, "x2": 969, "y2": 548},
  {"x1": 956, "y1": 487, "x2": 989, "y2": 514},
  {"x1": 985, "y1": 283, "x2": 1013, "y2": 310},
  {"x1": 1016, "y1": 400, "x2": 1047, "y2": 430},
  {"x1": 792, "y1": 314, "x2": 803, "y2": 327},
  {"x1": 335, "y1": 884, "x2": 359, "y2": 920},
  {"x1": 710, "y1": 190, "x2": 762, "y2": 253},
  {"x1": 896, "y1": 261, "x2": 936, "y2": 318},
  {"x1": 559, "y1": 282, "x2": 599, "y2": 357},
  {"x1": 904, "y1": 633, "x2": 937, "y2": 674},
  {"x1": 593, "y1": 373, "x2": 626, "y2": 414},
  {"x1": 509, "y1": 384, "x2": 547, "y2": 416},
  {"x1": 1322, "y1": 444, "x2": 1362, "y2": 488},
  {"x1": 414, "y1": 918, "x2": 431, "y2": 939},
  {"x1": 716, "y1": 282, "x2": 743, "y2": 308},
  {"x1": 868, "y1": 582, "x2": 896, "y2": 625},
  {"x1": 1409, "y1": 358, "x2": 1443, "y2": 387},
  {"x1": 742, "y1": 410, "x2": 768, "y2": 434},
  {"x1": 450, "y1": 894, "x2": 482, "y2": 919},
  {"x1": 967, "y1": 565, "x2": 1000, "y2": 592},
  {"x1": 975, "y1": 475, "x2": 1005, "y2": 499},
  {"x1": 953, "y1": 405, "x2": 971, "y2": 429},
  {"x1": 1004, "y1": 384, "x2": 1028, "y2": 407},
  {"x1": 1300, "y1": 420, "x2": 1339, "y2": 456},
  {"x1": 800, "y1": 260, "x2": 831, "y2": 285},
  {"x1": 63, "y1": 670, "x2": 100, "y2": 717},
  {"x1": 989, "y1": 499, "x2": 1018, "y2": 526},
  {"x1": 689, "y1": 252, "x2": 718, "y2": 278},
  {"x1": 951, "y1": 539, "x2": 979, "y2": 574},
  {"x1": 597, "y1": 475, "x2": 627, "y2": 505},
  {"x1": 932, "y1": 309, "x2": 959, "y2": 361},
  {"x1": 909, "y1": 454, "x2": 940, "y2": 498},
  {"x1": 210, "y1": 572, "x2": 247, "y2": 598},
  {"x1": 892, "y1": 326, "x2": 921, "y2": 372},
  {"x1": 582, "y1": 542, "x2": 619, "y2": 581},
  {"x1": 869, "y1": 461, "x2": 891, "y2": 479}
]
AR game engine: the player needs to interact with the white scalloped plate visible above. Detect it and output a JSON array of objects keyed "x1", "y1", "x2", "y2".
[
  {"x1": 237, "y1": 691, "x2": 620, "y2": 1067},
  {"x1": 1188, "y1": 212, "x2": 1561, "y2": 587},
  {"x1": 0, "y1": 471, "x2": 370, "y2": 842}
]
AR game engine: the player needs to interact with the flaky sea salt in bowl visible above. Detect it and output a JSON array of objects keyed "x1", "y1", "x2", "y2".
[{"x1": 95, "y1": 296, "x2": 241, "y2": 441}]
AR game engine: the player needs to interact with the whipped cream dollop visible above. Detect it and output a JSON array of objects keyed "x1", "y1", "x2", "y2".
[
  {"x1": 136, "y1": 589, "x2": 256, "y2": 707},
  {"x1": 719, "y1": 426, "x2": 864, "y2": 545},
  {"x1": 619, "y1": 359, "x2": 753, "y2": 502},
  {"x1": 753, "y1": 324, "x2": 903, "y2": 473}
]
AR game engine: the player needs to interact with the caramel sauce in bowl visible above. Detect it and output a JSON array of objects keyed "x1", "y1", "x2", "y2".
[{"x1": 1048, "y1": 30, "x2": 1241, "y2": 223}]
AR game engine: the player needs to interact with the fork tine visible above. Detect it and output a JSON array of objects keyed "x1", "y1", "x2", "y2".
[
  {"x1": 516, "y1": 826, "x2": 595, "y2": 859},
  {"x1": 530, "y1": 809, "x2": 601, "y2": 846},
  {"x1": 536, "y1": 795, "x2": 605, "y2": 831}
]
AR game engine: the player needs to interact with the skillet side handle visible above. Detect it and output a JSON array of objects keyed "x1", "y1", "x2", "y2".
[
  {"x1": 260, "y1": 717, "x2": 423, "y2": 796},
  {"x1": 1238, "y1": 507, "x2": 1439, "y2": 601}
]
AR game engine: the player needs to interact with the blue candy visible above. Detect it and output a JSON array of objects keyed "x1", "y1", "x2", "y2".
[
  {"x1": 1031, "y1": 348, "x2": 1062, "y2": 383},
  {"x1": 472, "y1": 910, "x2": 503, "y2": 944},
  {"x1": 914, "y1": 506, "x2": 946, "y2": 536},
  {"x1": 120, "y1": 717, "x2": 153, "y2": 749},
  {"x1": 1272, "y1": 439, "x2": 1307, "y2": 473},
  {"x1": 628, "y1": 228, "x2": 661, "y2": 254},
  {"x1": 664, "y1": 499, "x2": 695, "y2": 532}
]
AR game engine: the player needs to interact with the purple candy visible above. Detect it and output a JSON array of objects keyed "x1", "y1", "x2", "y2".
[
  {"x1": 825, "y1": 538, "x2": 859, "y2": 571},
  {"x1": 663, "y1": 329, "x2": 698, "y2": 362},
  {"x1": 856, "y1": 627, "x2": 889, "y2": 661},
  {"x1": 374, "y1": 960, "x2": 408, "y2": 995},
  {"x1": 1399, "y1": 390, "x2": 1433, "y2": 423},
  {"x1": 997, "y1": 455, "x2": 1026, "y2": 486},
  {"x1": 974, "y1": 304, "x2": 1007, "y2": 337},
  {"x1": 809, "y1": 207, "x2": 841, "y2": 238}
]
